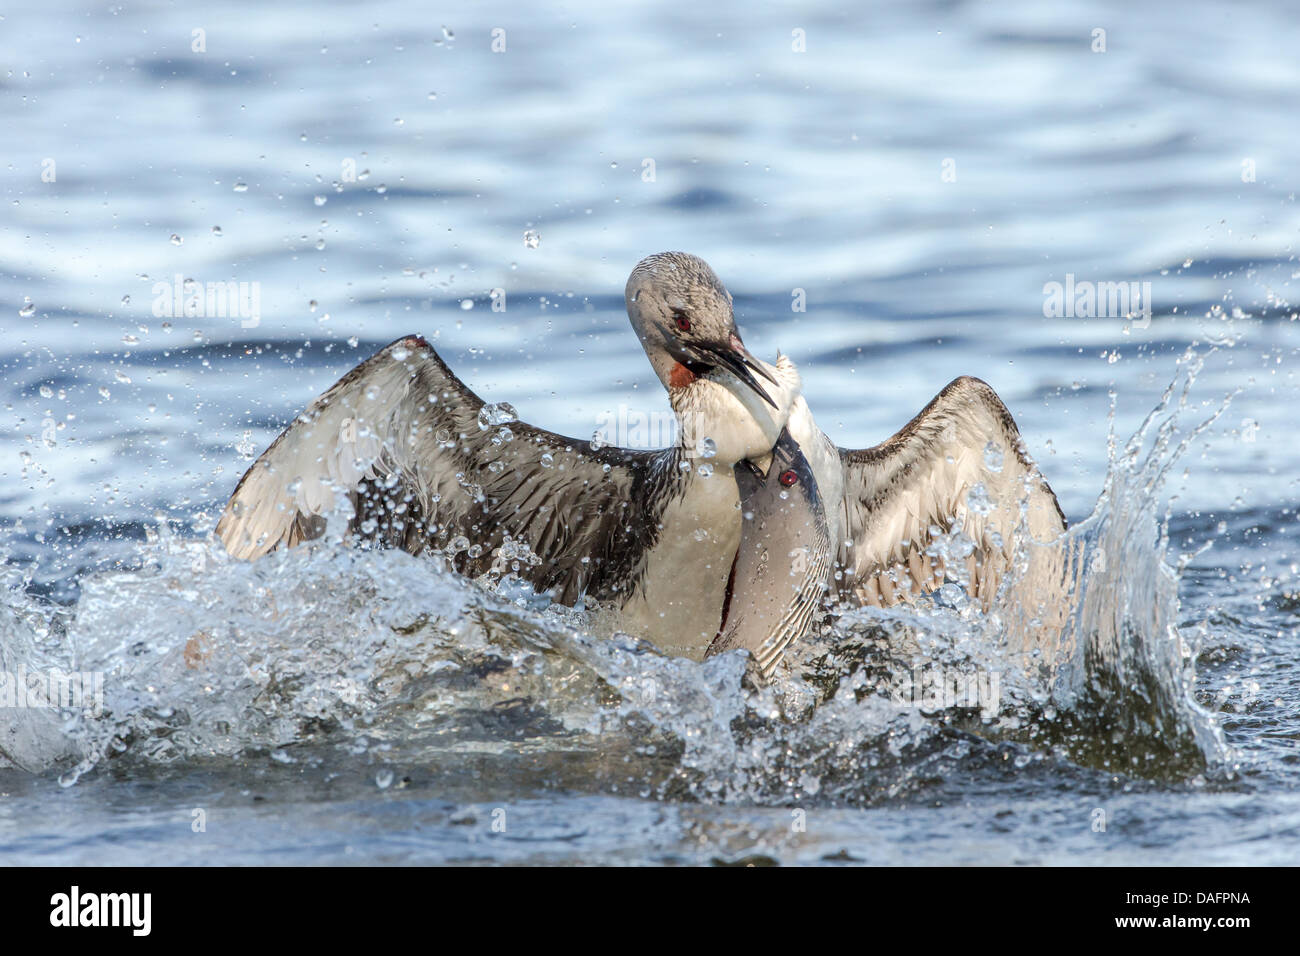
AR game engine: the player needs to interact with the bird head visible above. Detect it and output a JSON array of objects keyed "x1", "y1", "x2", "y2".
[{"x1": 625, "y1": 251, "x2": 779, "y2": 408}]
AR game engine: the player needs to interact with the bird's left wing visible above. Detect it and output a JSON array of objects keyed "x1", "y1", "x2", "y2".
[
  {"x1": 836, "y1": 376, "x2": 1066, "y2": 606},
  {"x1": 216, "y1": 335, "x2": 681, "y2": 605}
]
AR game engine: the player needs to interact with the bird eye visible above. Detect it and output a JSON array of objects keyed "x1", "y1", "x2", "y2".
[
  {"x1": 673, "y1": 312, "x2": 691, "y2": 332},
  {"x1": 779, "y1": 470, "x2": 799, "y2": 487}
]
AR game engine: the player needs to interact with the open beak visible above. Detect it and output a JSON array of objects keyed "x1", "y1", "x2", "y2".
[{"x1": 692, "y1": 334, "x2": 780, "y2": 409}]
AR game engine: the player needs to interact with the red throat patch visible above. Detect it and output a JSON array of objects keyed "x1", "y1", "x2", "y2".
[{"x1": 669, "y1": 362, "x2": 696, "y2": 389}]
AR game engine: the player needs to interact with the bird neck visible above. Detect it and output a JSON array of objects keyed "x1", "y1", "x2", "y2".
[{"x1": 668, "y1": 355, "x2": 801, "y2": 465}]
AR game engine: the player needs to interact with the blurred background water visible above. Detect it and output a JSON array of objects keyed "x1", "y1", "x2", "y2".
[{"x1": 0, "y1": 0, "x2": 1297, "y2": 864}]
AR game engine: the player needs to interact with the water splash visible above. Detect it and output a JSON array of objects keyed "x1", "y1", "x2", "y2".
[
  {"x1": 1039, "y1": 345, "x2": 1232, "y2": 773},
  {"x1": 0, "y1": 346, "x2": 1235, "y2": 796}
]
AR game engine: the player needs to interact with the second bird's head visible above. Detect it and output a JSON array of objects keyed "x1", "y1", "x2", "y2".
[{"x1": 625, "y1": 251, "x2": 778, "y2": 408}]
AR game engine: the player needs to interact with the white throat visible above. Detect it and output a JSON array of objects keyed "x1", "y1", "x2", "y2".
[{"x1": 671, "y1": 354, "x2": 802, "y2": 464}]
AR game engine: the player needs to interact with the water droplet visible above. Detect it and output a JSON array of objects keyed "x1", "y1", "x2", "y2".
[
  {"x1": 697, "y1": 463, "x2": 713, "y2": 477},
  {"x1": 314, "y1": 195, "x2": 327, "y2": 206},
  {"x1": 460, "y1": 298, "x2": 474, "y2": 310},
  {"x1": 695, "y1": 436, "x2": 717, "y2": 458},
  {"x1": 18, "y1": 299, "x2": 35, "y2": 317},
  {"x1": 540, "y1": 452, "x2": 554, "y2": 468},
  {"x1": 522, "y1": 229, "x2": 540, "y2": 249},
  {"x1": 233, "y1": 181, "x2": 248, "y2": 192},
  {"x1": 211, "y1": 225, "x2": 223, "y2": 237},
  {"x1": 692, "y1": 527, "x2": 708, "y2": 542},
  {"x1": 590, "y1": 430, "x2": 606, "y2": 450},
  {"x1": 478, "y1": 402, "x2": 518, "y2": 430},
  {"x1": 169, "y1": 233, "x2": 183, "y2": 245},
  {"x1": 375, "y1": 769, "x2": 394, "y2": 789},
  {"x1": 982, "y1": 442, "x2": 1004, "y2": 473}
]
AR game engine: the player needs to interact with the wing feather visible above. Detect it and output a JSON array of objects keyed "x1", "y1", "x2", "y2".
[
  {"x1": 217, "y1": 335, "x2": 682, "y2": 604},
  {"x1": 837, "y1": 376, "x2": 1065, "y2": 607}
]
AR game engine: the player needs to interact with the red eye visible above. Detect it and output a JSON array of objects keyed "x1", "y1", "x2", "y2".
[
  {"x1": 779, "y1": 470, "x2": 799, "y2": 487},
  {"x1": 674, "y1": 313, "x2": 691, "y2": 332}
]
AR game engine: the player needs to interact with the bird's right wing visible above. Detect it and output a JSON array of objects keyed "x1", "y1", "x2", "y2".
[
  {"x1": 836, "y1": 376, "x2": 1066, "y2": 607},
  {"x1": 217, "y1": 335, "x2": 682, "y2": 604}
]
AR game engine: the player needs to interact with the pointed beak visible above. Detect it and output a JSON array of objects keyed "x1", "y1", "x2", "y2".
[{"x1": 693, "y1": 333, "x2": 780, "y2": 409}]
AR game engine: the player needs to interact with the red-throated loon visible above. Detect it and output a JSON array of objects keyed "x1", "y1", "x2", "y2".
[
  {"x1": 706, "y1": 426, "x2": 833, "y2": 680},
  {"x1": 216, "y1": 251, "x2": 1066, "y2": 659}
]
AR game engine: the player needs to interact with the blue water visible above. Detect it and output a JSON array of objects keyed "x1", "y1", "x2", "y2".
[{"x1": 1, "y1": 0, "x2": 1298, "y2": 864}]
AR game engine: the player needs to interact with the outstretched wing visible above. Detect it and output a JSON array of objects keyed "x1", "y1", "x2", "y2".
[
  {"x1": 836, "y1": 376, "x2": 1066, "y2": 606},
  {"x1": 216, "y1": 335, "x2": 682, "y2": 604}
]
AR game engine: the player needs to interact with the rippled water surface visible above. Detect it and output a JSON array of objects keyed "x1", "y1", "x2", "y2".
[{"x1": 2, "y1": 0, "x2": 1298, "y2": 864}]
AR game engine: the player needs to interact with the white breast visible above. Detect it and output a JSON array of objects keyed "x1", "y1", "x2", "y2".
[
  {"x1": 603, "y1": 354, "x2": 813, "y2": 657},
  {"x1": 614, "y1": 467, "x2": 742, "y2": 659}
]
